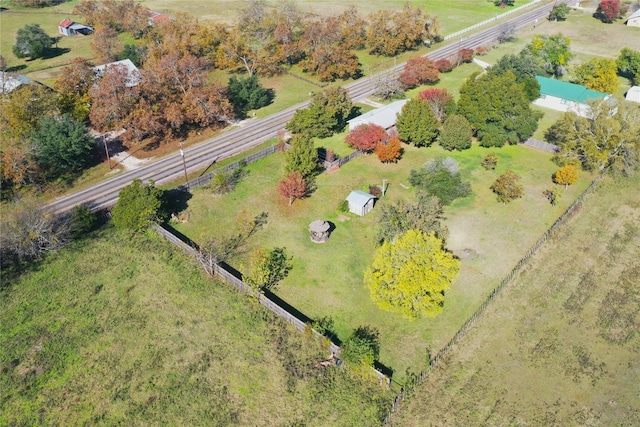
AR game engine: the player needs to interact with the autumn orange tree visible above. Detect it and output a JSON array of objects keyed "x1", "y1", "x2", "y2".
[
  {"x1": 278, "y1": 171, "x2": 307, "y2": 205},
  {"x1": 374, "y1": 137, "x2": 402, "y2": 163},
  {"x1": 91, "y1": 25, "x2": 121, "y2": 63},
  {"x1": 366, "y1": 5, "x2": 438, "y2": 56},
  {"x1": 491, "y1": 170, "x2": 524, "y2": 203},
  {"x1": 398, "y1": 57, "x2": 439, "y2": 89},
  {"x1": 345, "y1": 124, "x2": 387, "y2": 152},
  {"x1": 553, "y1": 164, "x2": 579, "y2": 189},
  {"x1": 419, "y1": 88, "x2": 455, "y2": 123}
]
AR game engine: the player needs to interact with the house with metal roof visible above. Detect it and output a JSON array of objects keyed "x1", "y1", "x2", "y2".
[
  {"x1": 347, "y1": 99, "x2": 409, "y2": 131},
  {"x1": 345, "y1": 190, "x2": 376, "y2": 216},
  {"x1": 0, "y1": 73, "x2": 35, "y2": 94},
  {"x1": 625, "y1": 9, "x2": 640, "y2": 27},
  {"x1": 93, "y1": 59, "x2": 141, "y2": 87},
  {"x1": 532, "y1": 76, "x2": 609, "y2": 117},
  {"x1": 58, "y1": 18, "x2": 94, "y2": 36}
]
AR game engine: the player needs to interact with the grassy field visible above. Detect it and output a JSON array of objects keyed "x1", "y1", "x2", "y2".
[
  {"x1": 172, "y1": 137, "x2": 593, "y2": 377},
  {"x1": 390, "y1": 174, "x2": 640, "y2": 426},
  {"x1": 0, "y1": 227, "x2": 394, "y2": 426}
]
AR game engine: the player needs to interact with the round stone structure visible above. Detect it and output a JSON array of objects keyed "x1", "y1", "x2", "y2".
[{"x1": 309, "y1": 220, "x2": 330, "y2": 243}]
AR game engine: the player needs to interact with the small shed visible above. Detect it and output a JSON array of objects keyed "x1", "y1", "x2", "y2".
[
  {"x1": 58, "y1": 18, "x2": 93, "y2": 36},
  {"x1": 346, "y1": 190, "x2": 376, "y2": 216},
  {"x1": 625, "y1": 9, "x2": 640, "y2": 27},
  {"x1": 347, "y1": 99, "x2": 409, "y2": 131},
  {"x1": 625, "y1": 86, "x2": 640, "y2": 104}
]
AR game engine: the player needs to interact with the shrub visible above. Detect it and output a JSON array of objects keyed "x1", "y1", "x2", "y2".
[
  {"x1": 481, "y1": 153, "x2": 499, "y2": 170},
  {"x1": 458, "y1": 48, "x2": 474, "y2": 64},
  {"x1": 368, "y1": 185, "x2": 382, "y2": 198},
  {"x1": 435, "y1": 58, "x2": 454, "y2": 72},
  {"x1": 210, "y1": 168, "x2": 245, "y2": 194},
  {"x1": 337, "y1": 199, "x2": 349, "y2": 213},
  {"x1": 374, "y1": 137, "x2": 402, "y2": 163},
  {"x1": 409, "y1": 158, "x2": 471, "y2": 205},
  {"x1": 491, "y1": 170, "x2": 524, "y2": 203}
]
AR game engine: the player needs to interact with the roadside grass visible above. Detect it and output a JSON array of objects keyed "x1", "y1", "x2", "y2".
[
  {"x1": 0, "y1": 227, "x2": 394, "y2": 426},
  {"x1": 172, "y1": 140, "x2": 592, "y2": 377},
  {"x1": 391, "y1": 174, "x2": 640, "y2": 426}
]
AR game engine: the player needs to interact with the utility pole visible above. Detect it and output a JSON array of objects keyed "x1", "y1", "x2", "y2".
[
  {"x1": 179, "y1": 141, "x2": 188, "y2": 188},
  {"x1": 103, "y1": 136, "x2": 113, "y2": 169}
]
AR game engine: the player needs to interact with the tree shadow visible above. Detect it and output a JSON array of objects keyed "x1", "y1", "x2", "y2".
[
  {"x1": 6, "y1": 64, "x2": 26, "y2": 73},
  {"x1": 39, "y1": 47, "x2": 71, "y2": 60},
  {"x1": 164, "y1": 187, "x2": 192, "y2": 215}
]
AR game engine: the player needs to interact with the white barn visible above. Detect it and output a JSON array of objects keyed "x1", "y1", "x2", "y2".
[
  {"x1": 346, "y1": 190, "x2": 376, "y2": 216},
  {"x1": 347, "y1": 99, "x2": 409, "y2": 131},
  {"x1": 532, "y1": 76, "x2": 609, "y2": 117},
  {"x1": 58, "y1": 18, "x2": 93, "y2": 36}
]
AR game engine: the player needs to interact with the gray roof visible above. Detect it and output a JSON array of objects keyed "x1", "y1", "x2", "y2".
[
  {"x1": 627, "y1": 9, "x2": 640, "y2": 20},
  {"x1": 346, "y1": 190, "x2": 375, "y2": 207},
  {"x1": 0, "y1": 74, "x2": 34, "y2": 93},
  {"x1": 93, "y1": 59, "x2": 141, "y2": 87},
  {"x1": 348, "y1": 99, "x2": 409, "y2": 130}
]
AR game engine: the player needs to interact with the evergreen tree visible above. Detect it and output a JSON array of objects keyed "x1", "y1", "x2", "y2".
[
  {"x1": 285, "y1": 134, "x2": 318, "y2": 178},
  {"x1": 227, "y1": 75, "x2": 273, "y2": 118},
  {"x1": 112, "y1": 179, "x2": 168, "y2": 232},
  {"x1": 438, "y1": 114, "x2": 472, "y2": 151},
  {"x1": 13, "y1": 24, "x2": 53, "y2": 59},
  {"x1": 395, "y1": 98, "x2": 440, "y2": 147}
]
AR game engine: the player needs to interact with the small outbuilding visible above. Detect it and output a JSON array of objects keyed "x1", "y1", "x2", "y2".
[
  {"x1": 309, "y1": 220, "x2": 330, "y2": 243},
  {"x1": 345, "y1": 190, "x2": 376, "y2": 216},
  {"x1": 625, "y1": 9, "x2": 640, "y2": 27},
  {"x1": 625, "y1": 86, "x2": 640, "y2": 104},
  {"x1": 58, "y1": 18, "x2": 94, "y2": 36}
]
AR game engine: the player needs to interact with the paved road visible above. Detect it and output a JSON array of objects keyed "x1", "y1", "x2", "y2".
[{"x1": 48, "y1": 0, "x2": 575, "y2": 214}]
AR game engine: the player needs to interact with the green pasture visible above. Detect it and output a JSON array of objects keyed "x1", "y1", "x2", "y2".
[
  {"x1": 392, "y1": 175, "x2": 640, "y2": 426},
  {"x1": 0, "y1": 227, "x2": 393, "y2": 426},
  {"x1": 172, "y1": 139, "x2": 592, "y2": 376}
]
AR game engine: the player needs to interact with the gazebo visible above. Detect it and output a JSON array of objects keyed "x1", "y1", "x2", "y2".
[{"x1": 309, "y1": 220, "x2": 330, "y2": 243}]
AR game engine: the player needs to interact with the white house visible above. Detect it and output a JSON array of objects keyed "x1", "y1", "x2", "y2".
[
  {"x1": 93, "y1": 59, "x2": 141, "y2": 87},
  {"x1": 625, "y1": 9, "x2": 640, "y2": 27},
  {"x1": 58, "y1": 18, "x2": 94, "y2": 36},
  {"x1": 625, "y1": 86, "x2": 640, "y2": 103},
  {"x1": 532, "y1": 76, "x2": 609, "y2": 117},
  {"x1": 345, "y1": 190, "x2": 376, "y2": 216},
  {"x1": 347, "y1": 99, "x2": 409, "y2": 131}
]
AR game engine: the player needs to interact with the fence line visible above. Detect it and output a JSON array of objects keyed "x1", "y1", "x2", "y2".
[
  {"x1": 321, "y1": 149, "x2": 364, "y2": 170},
  {"x1": 381, "y1": 173, "x2": 605, "y2": 425},
  {"x1": 444, "y1": 0, "x2": 543, "y2": 41}
]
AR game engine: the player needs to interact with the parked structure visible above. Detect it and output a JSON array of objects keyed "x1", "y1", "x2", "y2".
[
  {"x1": 347, "y1": 99, "x2": 409, "y2": 131},
  {"x1": 533, "y1": 76, "x2": 609, "y2": 117},
  {"x1": 625, "y1": 9, "x2": 640, "y2": 27},
  {"x1": 346, "y1": 190, "x2": 376, "y2": 216},
  {"x1": 58, "y1": 18, "x2": 94, "y2": 36},
  {"x1": 93, "y1": 59, "x2": 142, "y2": 87}
]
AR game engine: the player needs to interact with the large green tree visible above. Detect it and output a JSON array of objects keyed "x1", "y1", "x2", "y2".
[
  {"x1": 457, "y1": 71, "x2": 542, "y2": 147},
  {"x1": 286, "y1": 87, "x2": 353, "y2": 138},
  {"x1": 284, "y1": 134, "x2": 318, "y2": 178},
  {"x1": 408, "y1": 158, "x2": 471, "y2": 206},
  {"x1": 546, "y1": 99, "x2": 640, "y2": 173},
  {"x1": 227, "y1": 75, "x2": 273, "y2": 118},
  {"x1": 243, "y1": 247, "x2": 293, "y2": 292},
  {"x1": 524, "y1": 33, "x2": 574, "y2": 77},
  {"x1": 616, "y1": 48, "x2": 640, "y2": 85},
  {"x1": 0, "y1": 84, "x2": 59, "y2": 139},
  {"x1": 572, "y1": 57, "x2": 619, "y2": 94},
  {"x1": 490, "y1": 51, "x2": 541, "y2": 101},
  {"x1": 438, "y1": 114, "x2": 472, "y2": 151},
  {"x1": 31, "y1": 115, "x2": 95, "y2": 180},
  {"x1": 395, "y1": 98, "x2": 440, "y2": 147},
  {"x1": 112, "y1": 179, "x2": 168, "y2": 232},
  {"x1": 364, "y1": 229, "x2": 459, "y2": 319},
  {"x1": 12, "y1": 24, "x2": 53, "y2": 59}
]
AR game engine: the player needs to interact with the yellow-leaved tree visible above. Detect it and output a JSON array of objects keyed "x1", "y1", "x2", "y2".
[
  {"x1": 364, "y1": 229, "x2": 459, "y2": 319},
  {"x1": 553, "y1": 164, "x2": 579, "y2": 189}
]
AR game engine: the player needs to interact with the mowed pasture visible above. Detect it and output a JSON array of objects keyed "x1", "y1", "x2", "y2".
[
  {"x1": 0, "y1": 228, "x2": 394, "y2": 426},
  {"x1": 390, "y1": 175, "x2": 640, "y2": 426},
  {"x1": 172, "y1": 137, "x2": 593, "y2": 377}
]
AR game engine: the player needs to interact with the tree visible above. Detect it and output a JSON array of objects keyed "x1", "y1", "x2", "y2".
[
  {"x1": 490, "y1": 51, "x2": 541, "y2": 101},
  {"x1": 525, "y1": 33, "x2": 573, "y2": 77},
  {"x1": 0, "y1": 198, "x2": 68, "y2": 262},
  {"x1": 374, "y1": 137, "x2": 402, "y2": 163},
  {"x1": 243, "y1": 247, "x2": 293, "y2": 292},
  {"x1": 284, "y1": 134, "x2": 318, "y2": 178},
  {"x1": 398, "y1": 57, "x2": 439, "y2": 90},
  {"x1": 54, "y1": 57, "x2": 96, "y2": 122},
  {"x1": 210, "y1": 167, "x2": 245, "y2": 194},
  {"x1": 573, "y1": 57, "x2": 619, "y2": 94},
  {"x1": 227, "y1": 75, "x2": 273, "y2": 117},
  {"x1": 434, "y1": 58, "x2": 453, "y2": 73},
  {"x1": 494, "y1": 0, "x2": 515, "y2": 6},
  {"x1": 12, "y1": 24, "x2": 53, "y2": 59},
  {"x1": 457, "y1": 48, "x2": 474, "y2": 65},
  {"x1": 341, "y1": 326, "x2": 380, "y2": 367},
  {"x1": 0, "y1": 84, "x2": 59, "y2": 139},
  {"x1": 345, "y1": 124, "x2": 387, "y2": 152},
  {"x1": 278, "y1": 171, "x2": 307, "y2": 205},
  {"x1": 418, "y1": 88, "x2": 455, "y2": 123},
  {"x1": 543, "y1": 187, "x2": 562, "y2": 205},
  {"x1": 366, "y1": 5, "x2": 438, "y2": 56},
  {"x1": 481, "y1": 153, "x2": 499, "y2": 170},
  {"x1": 546, "y1": 99, "x2": 640, "y2": 173},
  {"x1": 497, "y1": 23, "x2": 516, "y2": 44},
  {"x1": 112, "y1": 179, "x2": 167, "y2": 232},
  {"x1": 549, "y1": 3, "x2": 571, "y2": 21},
  {"x1": 596, "y1": 0, "x2": 621, "y2": 23},
  {"x1": 617, "y1": 48, "x2": 640, "y2": 85},
  {"x1": 286, "y1": 87, "x2": 353, "y2": 137},
  {"x1": 395, "y1": 98, "x2": 440, "y2": 147},
  {"x1": 457, "y1": 71, "x2": 542, "y2": 147},
  {"x1": 491, "y1": 170, "x2": 524, "y2": 203},
  {"x1": 364, "y1": 229, "x2": 459, "y2": 319},
  {"x1": 438, "y1": 115, "x2": 472, "y2": 151},
  {"x1": 30, "y1": 115, "x2": 95, "y2": 180},
  {"x1": 553, "y1": 164, "x2": 579, "y2": 188},
  {"x1": 91, "y1": 25, "x2": 122, "y2": 63},
  {"x1": 409, "y1": 158, "x2": 472, "y2": 205},
  {"x1": 376, "y1": 192, "x2": 448, "y2": 245},
  {"x1": 89, "y1": 63, "x2": 138, "y2": 132},
  {"x1": 372, "y1": 72, "x2": 405, "y2": 100}
]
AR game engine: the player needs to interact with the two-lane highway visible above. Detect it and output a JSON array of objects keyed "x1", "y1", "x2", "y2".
[{"x1": 48, "y1": 0, "x2": 574, "y2": 213}]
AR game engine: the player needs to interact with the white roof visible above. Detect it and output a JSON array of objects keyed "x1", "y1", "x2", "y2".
[
  {"x1": 348, "y1": 99, "x2": 409, "y2": 130},
  {"x1": 625, "y1": 86, "x2": 640, "y2": 103},
  {"x1": 627, "y1": 9, "x2": 640, "y2": 20},
  {"x1": 93, "y1": 59, "x2": 141, "y2": 87},
  {"x1": 0, "y1": 74, "x2": 33, "y2": 93},
  {"x1": 346, "y1": 190, "x2": 375, "y2": 207}
]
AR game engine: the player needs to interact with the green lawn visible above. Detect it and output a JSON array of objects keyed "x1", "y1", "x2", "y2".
[
  {"x1": 173, "y1": 140, "x2": 592, "y2": 377},
  {"x1": 0, "y1": 227, "x2": 393, "y2": 426},
  {"x1": 391, "y1": 174, "x2": 640, "y2": 426}
]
